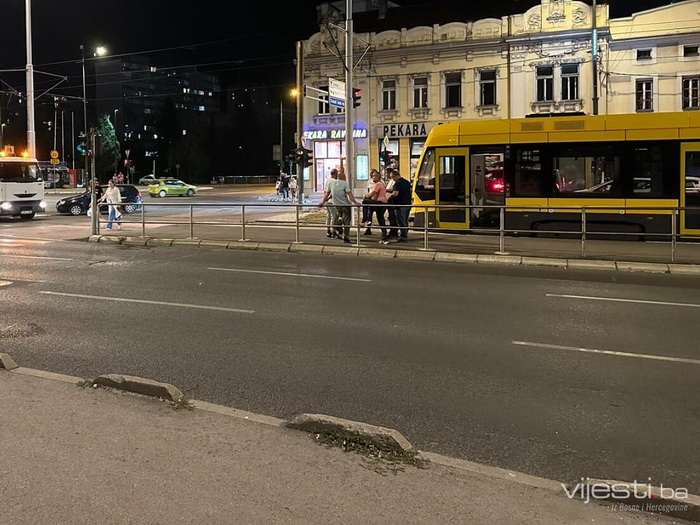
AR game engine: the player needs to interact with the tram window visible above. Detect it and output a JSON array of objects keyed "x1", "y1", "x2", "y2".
[
  {"x1": 415, "y1": 148, "x2": 436, "y2": 201},
  {"x1": 553, "y1": 146, "x2": 621, "y2": 195},
  {"x1": 632, "y1": 146, "x2": 664, "y2": 197},
  {"x1": 514, "y1": 149, "x2": 543, "y2": 196}
]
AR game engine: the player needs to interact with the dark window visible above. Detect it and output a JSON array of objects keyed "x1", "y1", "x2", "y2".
[
  {"x1": 413, "y1": 77, "x2": 428, "y2": 108},
  {"x1": 552, "y1": 146, "x2": 621, "y2": 195},
  {"x1": 637, "y1": 49, "x2": 652, "y2": 60},
  {"x1": 636, "y1": 79, "x2": 653, "y2": 111},
  {"x1": 683, "y1": 45, "x2": 699, "y2": 57},
  {"x1": 480, "y1": 70, "x2": 496, "y2": 106},
  {"x1": 382, "y1": 80, "x2": 396, "y2": 111},
  {"x1": 682, "y1": 76, "x2": 700, "y2": 110},
  {"x1": 445, "y1": 73, "x2": 462, "y2": 108},
  {"x1": 415, "y1": 148, "x2": 436, "y2": 201},
  {"x1": 536, "y1": 67, "x2": 554, "y2": 102},
  {"x1": 561, "y1": 64, "x2": 579, "y2": 101},
  {"x1": 318, "y1": 85, "x2": 330, "y2": 114},
  {"x1": 514, "y1": 149, "x2": 543, "y2": 196},
  {"x1": 632, "y1": 146, "x2": 665, "y2": 197}
]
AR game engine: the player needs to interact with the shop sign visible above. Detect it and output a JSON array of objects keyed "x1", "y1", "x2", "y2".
[
  {"x1": 377, "y1": 123, "x2": 432, "y2": 139},
  {"x1": 303, "y1": 128, "x2": 368, "y2": 141}
]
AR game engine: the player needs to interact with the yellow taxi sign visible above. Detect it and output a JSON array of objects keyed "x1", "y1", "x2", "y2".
[{"x1": 50, "y1": 150, "x2": 59, "y2": 159}]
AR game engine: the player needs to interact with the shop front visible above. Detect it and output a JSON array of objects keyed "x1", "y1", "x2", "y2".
[
  {"x1": 302, "y1": 127, "x2": 370, "y2": 193},
  {"x1": 372, "y1": 123, "x2": 434, "y2": 181}
]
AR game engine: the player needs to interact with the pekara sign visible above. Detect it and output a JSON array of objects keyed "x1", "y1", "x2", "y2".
[{"x1": 376, "y1": 123, "x2": 434, "y2": 139}]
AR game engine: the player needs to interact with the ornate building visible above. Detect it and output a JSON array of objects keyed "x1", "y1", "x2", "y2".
[{"x1": 300, "y1": 0, "x2": 700, "y2": 194}]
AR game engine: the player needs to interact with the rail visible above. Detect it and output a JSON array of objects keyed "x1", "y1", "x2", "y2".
[{"x1": 96, "y1": 201, "x2": 700, "y2": 264}]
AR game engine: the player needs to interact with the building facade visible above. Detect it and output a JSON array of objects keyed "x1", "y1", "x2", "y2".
[{"x1": 300, "y1": 0, "x2": 700, "y2": 194}]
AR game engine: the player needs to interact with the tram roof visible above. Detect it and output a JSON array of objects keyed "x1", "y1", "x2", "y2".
[{"x1": 426, "y1": 111, "x2": 700, "y2": 146}]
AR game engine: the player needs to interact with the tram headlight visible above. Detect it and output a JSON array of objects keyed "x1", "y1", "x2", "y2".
[
  {"x1": 39, "y1": 201, "x2": 47, "y2": 209},
  {"x1": 1, "y1": 202, "x2": 12, "y2": 211}
]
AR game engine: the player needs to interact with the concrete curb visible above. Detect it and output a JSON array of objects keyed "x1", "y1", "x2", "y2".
[
  {"x1": 93, "y1": 374, "x2": 184, "y2": 402},
  {"x1": 0, "y1": 353, "x2": 18, "y2": 370},
  {"x1": 287, "y1": 413, "x2": 414, "y2": 454},
  {"x1": 580, "y1": 478, "x2": 700, "y2": 523},
  {"x1": 89, "y1": 234, "x2": 700, "y2": 276},
  {"x1": 12, "y1": 367, "x2": 85, "y2": 385}
]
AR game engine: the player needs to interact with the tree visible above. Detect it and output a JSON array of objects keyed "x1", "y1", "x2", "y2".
[
  {"x1": 95, "y1": 114, "x2": 120, "y2": 179},
  {"x1": 167, "y1": 133, "x2": 210, "y2": 183}
]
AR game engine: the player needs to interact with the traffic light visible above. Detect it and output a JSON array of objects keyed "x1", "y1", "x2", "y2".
[
  {"x1": 296, "y1": 147, "x2": 313, "y2": 169},
  {"x1": 76, "y1": 142, "x2": 88, "y2": 156},
  {"x1": 352, "y1": 88, "x2": 362, "y2": 108},
  {"x1": 379, "y1": 150, "x2": 393, "y2": 166}
]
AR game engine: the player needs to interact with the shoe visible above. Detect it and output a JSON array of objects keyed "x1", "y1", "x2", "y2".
[
  {"x1": 380, "y1": 238, "x2": 390, "y2": 245},
  {"x1": 363, "y1": 229, "x2": 372, "y2": 235},
  {"x1": 326, "y1": 231, "x2": 334, "y2": 238},
  {"x1": 397, "y1": 237, "x2": 407, "y2": 242},
  {"x1": 343, "y1": 237, "x2": 352, "y2": 243}
]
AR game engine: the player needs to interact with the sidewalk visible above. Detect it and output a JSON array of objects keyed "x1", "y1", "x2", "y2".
[{"x1": 0, "y1": 369, "x2": 682, "y2": 525}]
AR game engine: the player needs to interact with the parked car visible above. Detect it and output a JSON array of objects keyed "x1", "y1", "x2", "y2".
[
  {"x1": 148, "y1": 178, "x2": 197, "y2": 197},
  {"x1": 138, "y1": 174, "x2": 157, "y2": 185},
  {"x1": 56, "y1": 184, "x2": 142, "y2": 216}
]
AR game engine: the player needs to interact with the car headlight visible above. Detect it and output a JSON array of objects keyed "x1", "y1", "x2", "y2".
[
  {"x1": 39, "y1": 201, "x2": 47, "y2": 209},
  {"x1": 1, "y1": 202, "x2": 12, "y2": 210},
  {"x1": 58, "y1": 200, "x2": 65, "y2": 206}
]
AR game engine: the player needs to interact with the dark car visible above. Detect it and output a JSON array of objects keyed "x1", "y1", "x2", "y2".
[{"x1": 56, "y1": 184, "x2": 142, "y2": 216}]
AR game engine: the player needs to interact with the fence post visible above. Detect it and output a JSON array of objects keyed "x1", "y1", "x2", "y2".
[
  {"x1": 421, "y1": 206, "x2": 430, "y2": 251},
  {"x1": 141, "y1": 202, "x2": 146, "y2": 237},
  {"x1": 239, "y1": 205, "x2": 248, "y2": 242},
  {"x1": 294, "y1": 204, "x2": 301, "y2": 244},
  {"x1": 671, "y1": 208, "x2": 677, "y2": 264},
  {"x1": 581, "y1": 207, "x2": 587, "y2": 258},
  {"x1": 355, "y1": 205, "x2": 361, "y2": 247},
  {"x1": 189, "y1": 204, "x2": 194, "y2": 239},
  {"x1": 495, "y1": 206, "x2": 507, "y2": 255}
]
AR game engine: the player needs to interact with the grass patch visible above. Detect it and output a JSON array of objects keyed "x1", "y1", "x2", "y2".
[
  {"x1": 75, "y1": 380, "x2": 93, "y2": 389},
  {"x1": 170, "y1": 396, "x2": 195, "y2": 411},
  {"x1": 312, "y1": 429, "x2": 429, "y2": 476}
]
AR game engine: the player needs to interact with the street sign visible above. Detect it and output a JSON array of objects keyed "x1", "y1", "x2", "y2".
[
  {"x1": 50, "y1": 150, "x2": 59, "y2": 159},
  {"x1": 328, "y1": 78, "x2": 346, "y2": 109},
  {"x1": 382, "y1": 135, "x2": 390, "y2": 150},
  {"x1": 50, "y1": 158, "x2": 60, "y2": 165}
]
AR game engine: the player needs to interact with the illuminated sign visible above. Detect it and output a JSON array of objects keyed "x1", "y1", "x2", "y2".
[
  {"x1": 377, "y1": 123, "x2": 432, "y2": 138},
  {"x1": 303, "y1": 128, "x2": 368, "y2": 141}
]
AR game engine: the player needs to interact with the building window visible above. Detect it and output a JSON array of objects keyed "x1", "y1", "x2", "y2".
[
  {"x1": 413, "y1": 77, "x2": 428, "y2": 108},
  {"x1": 318, "y1": 85, "x2": 330, "y2": 115},
  {"x1": 637, "y1": 49, "x2": 652, "y2": 61},
  {"x1": 445, "y1": 73, "x2": 462, "y2": 108},
  {"x1": 684, "y1": 45, "x2": 699, "y2": 57},
  {"x1": 561, "y1": 64, "x2": 579, "y2": 100},
  {"x1": 636, "y1": 79, "x2": 654, "y2": 112},
  {"x1": 683, "y1": 76, "x2": 700, "y2": 110},
  {"x1": 382, "y1": 80, "x2": 397, "y2": 111},
  {"x1": 479, "y1": 70, "x2": 496, "y2": 106},
  {"x1": 536, "y1": 66, "x2": 554, "y2": 102}
]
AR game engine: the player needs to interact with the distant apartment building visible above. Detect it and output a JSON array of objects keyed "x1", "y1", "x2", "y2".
[{"x1": 301, "y1": 0, "x2": 700, "y2": 193}]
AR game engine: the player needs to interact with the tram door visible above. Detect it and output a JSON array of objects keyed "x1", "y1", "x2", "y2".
[
  {"x1": 681, "y1": 143, "x2": 700, "y2": 236},
  {"x1": 436, "y1": 148, "x2": 470, "y2": 230}
]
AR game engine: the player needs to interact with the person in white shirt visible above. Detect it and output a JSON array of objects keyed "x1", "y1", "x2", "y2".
[{"x1": 98, "y1": 180, "x2": 122, "y2": 230}]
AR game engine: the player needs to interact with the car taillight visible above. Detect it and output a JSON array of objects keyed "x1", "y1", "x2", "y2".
[
  {"x1": 137, "y1": 192, "x2": 141, "y2": 199},
  {"x1": 493, "y1": 183, "x2": 504, "y2": 190}
]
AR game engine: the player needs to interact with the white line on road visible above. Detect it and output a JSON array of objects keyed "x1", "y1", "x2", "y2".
[
  {"x1": 207, "y1": 267, "x2": 372, "y2": 282},
  {"x1": 38, "y1": 291, "x2": 255, "y2": 314},
  {"x1": 546, "y1": 293, "x2": 700, "y2": 309},
  {"x1": 513, "y1": 341, "x2": 700, "y2": 366},
  {"x1": 0, "y1": 254, "x2": 73, "y2": 261}
]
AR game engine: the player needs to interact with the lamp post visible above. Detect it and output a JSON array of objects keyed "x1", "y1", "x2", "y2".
[
  {"x1": 80, "y1": 44, "x2": 88, "y2": 185},
  {"x1": 1, "y1": 123, "x2": 5, "y2": 146},
  {"x1": 25, "y1": 0, "x2": 36, "y2": 158},
  {"x1": 592, "y1": 0, "x2": 599, "y2": 115}
]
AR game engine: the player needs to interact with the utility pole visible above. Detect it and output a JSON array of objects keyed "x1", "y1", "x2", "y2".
[
  {"x1": 279, "y1": 99, "x2": 284, "y2": 171},
  {"x1": 591, "y1": 0, "x2": 599, "y2": 115},
  {"x1": 295, "y1": 40, "x2": 304, "y2": 203},
  {"x1": 71, "y1": 111, "x2": 75, "y2": 170},
  {"x1": 61, "y1": 110, "x2": 65, "y2": 164},
  {"x1": 25, "y1": 0, "x2": 36, "y2": 157},
  {"x1": 81, "y1": 45, "x2": 89, "y2": 185},
  {"x1": 53, "y1": 108, "x2": 57, "y2": 151},
  {"x1": 344, "y1": 0, "x2": 354, "y2": 189},
  {"x1": 90, "y1": 127, "x2": 98, "y2": 235}
]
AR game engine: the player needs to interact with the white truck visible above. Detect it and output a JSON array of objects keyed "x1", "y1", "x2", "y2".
[{"x1": 0, "y1": 148, "x2": 46, "y2": 220}]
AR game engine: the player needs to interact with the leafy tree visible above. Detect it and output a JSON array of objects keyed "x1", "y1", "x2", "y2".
[
  {"x1": 167, "y1": 133, "x2": 210, "y2": 183},
  {"x1": 95, "y1": 114, "x2": 120, "y2": 178}
]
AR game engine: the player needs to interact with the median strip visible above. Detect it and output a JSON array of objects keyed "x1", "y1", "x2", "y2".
[
  {"x1": 38, "y1": 291, "x2": 254, "y2": 314},
  {"x1": 513, "y1": 341, "x2": 700, "y2": 366}
]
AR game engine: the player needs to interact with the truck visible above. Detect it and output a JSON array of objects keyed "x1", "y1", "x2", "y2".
[{"x1": 0, "y1": 146, "x2": 46, "y2": 220}]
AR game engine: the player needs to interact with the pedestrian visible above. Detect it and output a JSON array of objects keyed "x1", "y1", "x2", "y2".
[
  {"x1": 98, "y1": 179, "x2": 122, "y2": 230},
  {"x1": 363, "y1": 169, "x2": 388, "y2": 241},
  {"x1": 322, "y1": 169, "x2": 339, "y2": 238},
  {"x1": 318, "y1": 168, "x2": 361, "y2": 243},
  {"x1": 471, "y1": 187, "x2": 485, "y2": 225},
  {"x1": 117, "y1": 172, "x2": 124, "y2": 184},
  {"x1": 280, "y1": 172, "x2": 291, "y2": 201},
  {"x1": 385, "y1": 170, "x2": 412, "y2": 243},
  {"x1": 290, "y1": 176, "x2": 298, "y2": 200},
  {"x1": 361, "y1": 172, "x2": 376, "y2": 233}
]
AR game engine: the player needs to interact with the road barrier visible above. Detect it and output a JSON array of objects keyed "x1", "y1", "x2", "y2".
[{"x1": 97, "y1": 202, "x2": 700, "y2": 264}]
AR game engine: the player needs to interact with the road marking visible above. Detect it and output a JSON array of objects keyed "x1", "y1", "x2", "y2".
[
  {"x1": 0, "y1": 254, "x2": 73, "y2": 261},
  {"x1": 38, "y1": 291, "x2": 254, "y2": 314},
  {"x1": 546, "y1": 293, "x2": 700, "y2": 309},
  {"x1": 0, "y1": 281, "x2": 11, "y2": 287},
  {"x1": 513, "y1": 341, "x2": 700, "y2": 366},
  {"x1": 1, "y1": 238, "x2": 49, "y2": 245},
  {"x1": 207, "y1": 267, "x2": 372, "y2": 283}
]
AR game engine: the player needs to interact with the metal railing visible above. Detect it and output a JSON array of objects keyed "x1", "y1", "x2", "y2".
[{"x1": 97, "y1": 201, "x2": 700, "y2": 264}]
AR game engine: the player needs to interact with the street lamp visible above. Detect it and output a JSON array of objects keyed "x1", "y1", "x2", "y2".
[
  {"x1": 113, "y1": 108, "x2": 119, "y2": 135},
  {"x1": 1, "y1": 123, "x2": 5, "y2": 146},
  {"x1": 95, "y1": 46, "x2": 107, "y2": 57}
]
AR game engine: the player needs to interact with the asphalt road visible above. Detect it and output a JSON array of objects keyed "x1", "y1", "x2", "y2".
[{"x1": 1, "y1": 235, "x2": 699, "y2": 494}]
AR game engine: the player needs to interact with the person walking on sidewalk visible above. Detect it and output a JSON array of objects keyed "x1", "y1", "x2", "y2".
[
  {"x1": 280, "y1": 172, "x2": 291, "y2": 201},
  {"x1": 385, "y1": 170, "x2": 412, "y2": 243},
  {"x1": 323, "y1": 169, "x2": 339, "y2": 238},
  {"x1": 318, "y1": 169, "x2": 361, "y2": 243},
  {"x1": 98, "y1": 179, "x2": 123, "y2": 231},
  {"x1": 363, "y1": 170, "x2": 388, "y2": 241}
]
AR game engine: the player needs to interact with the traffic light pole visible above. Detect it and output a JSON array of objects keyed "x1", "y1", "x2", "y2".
[
  {"x1": 344, "y1": 0, "x2": 354, "y2": 190},
  {"x1": 296, "y1": 40, "x2": 305, "y2": 203},
  {"x1": 25, "y1": 0, "x2": 36, "y2": 158},
  {"x1": 90, "y1": 128, "x2": 98, "y2": 235},
  {"x1": 81, "y1": 45, "x2": 89, "y2": 186}
]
